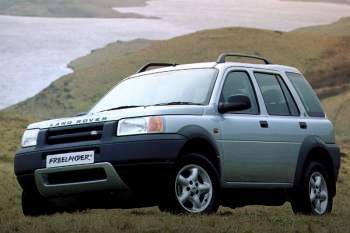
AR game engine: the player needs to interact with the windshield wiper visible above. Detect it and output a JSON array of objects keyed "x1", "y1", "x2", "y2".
[
  {"x1": 100, "y1": 102, "x2": 202, "y2": 112},
  {"x1": 152, "y1": 101, "x2": 203, "y2": 106},
  {"x1": 100, "y1": 105, "x2": 143, "y2": 112}
]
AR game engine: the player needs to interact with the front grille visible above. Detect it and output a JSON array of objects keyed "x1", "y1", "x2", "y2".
[
  {"x1": 47, "y1": 123, "x2": 104, "y2": 145},
  {"x1": 46, "y1": 168, "x2": 107, "y2": 185}
]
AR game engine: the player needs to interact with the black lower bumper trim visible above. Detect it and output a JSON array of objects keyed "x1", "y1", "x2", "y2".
[{"x1": 15, "y1": 134, "x2": 186, "y2": 192}]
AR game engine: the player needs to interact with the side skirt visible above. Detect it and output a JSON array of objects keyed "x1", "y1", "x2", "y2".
[{"x1": 221, "y1": 185, "x2": 293, "y2": 208}]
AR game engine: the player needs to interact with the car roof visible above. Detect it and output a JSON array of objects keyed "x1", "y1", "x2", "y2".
[{"x1": 129, "y1": 61, "x2": 301, "y2": 78}]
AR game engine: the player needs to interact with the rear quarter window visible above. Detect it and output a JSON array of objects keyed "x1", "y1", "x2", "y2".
[{"x1": 286, "y1": 72, "x2": 325, "y2": 118}]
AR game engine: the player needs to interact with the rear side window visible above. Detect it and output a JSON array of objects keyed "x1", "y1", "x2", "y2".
[
  {"x1": 286, "y1": 72, "x2": 325, "y2": 118},
  {"x1": 279, "y1": 78, "x2": 300, "y2": 116},
  {"x1": 254, "y1": 72, "x2": 291, "y2": 116}
]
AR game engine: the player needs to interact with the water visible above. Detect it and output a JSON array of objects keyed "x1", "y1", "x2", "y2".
[
  {"x1": 1, "y1": 0, "x2": 350, "y2": 109},
  {"x1": 0, "y1": 16, "x2": 180, "y2": 109}
]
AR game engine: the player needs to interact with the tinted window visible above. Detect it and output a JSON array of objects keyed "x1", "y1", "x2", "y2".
[
  {"x1": 279, "y1": 78, "x2": 300, "y2": 116},
  {"x1": 221, "y1": 71, "x2": 259, "y2": 114},
  {"x1": 286, "y1": 72, "x2": 325, "y2": 118},
  {"x1": 255, "y1": 72, "x2": 290, "y2": 116}
]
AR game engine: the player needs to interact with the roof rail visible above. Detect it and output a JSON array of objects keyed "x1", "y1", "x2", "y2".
[
  {"x1": 137, "y1": 63, "x2": 178, "y2": 73},
  {"x1": 216, "y1": 53, "x2": 271, "y2": 64}
]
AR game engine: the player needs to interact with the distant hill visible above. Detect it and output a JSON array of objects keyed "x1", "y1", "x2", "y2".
[
  {"x1": 10, "y1": 25, "x2": 350, "y2": 117},
  {"x1": 4, "y1": 19, "x2": 349, "y2": 142},
  {"x1": 0, "y1": 0, "x2": 149, "y2": 18},
  {"x1": 323, "y1": 90, "x2": 350, "y2": 142},
  {"x1": 295, "y1": 17, "x2": 350, "y2": 37}
]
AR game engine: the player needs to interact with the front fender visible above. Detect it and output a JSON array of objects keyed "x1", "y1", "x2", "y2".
[{"x1": 177, "y1": 125, "x2": 220, "y2": 155}]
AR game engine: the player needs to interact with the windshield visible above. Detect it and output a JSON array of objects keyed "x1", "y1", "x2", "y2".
[{"x1": 90, "y1": 68, "x2": 218, "y2": 113}]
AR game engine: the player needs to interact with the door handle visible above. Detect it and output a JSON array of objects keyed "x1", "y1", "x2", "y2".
[
  {"x1": 299, "y1": 122, "x2": 307, "y2": 129},
  {"x1": 260, "y1": 120, "x2": 269, "y2": 128}
]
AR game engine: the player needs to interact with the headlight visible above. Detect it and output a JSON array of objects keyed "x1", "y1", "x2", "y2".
[
  {"x1": 117, "y1": 116, "x2": 164, "y2": 136},
  {"x1": 21, "y1": 129, "x2": 40, "y2": 147}
]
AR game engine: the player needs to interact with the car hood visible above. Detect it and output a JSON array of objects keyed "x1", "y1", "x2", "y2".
[{"x1": 27, "y1": 105, "x2": 206, "y2": 129}]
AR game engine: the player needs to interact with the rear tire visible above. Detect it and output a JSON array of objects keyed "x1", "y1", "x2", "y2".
[
  {"x1": 159, "y1": 153, "x2": 220, "y2": 214},
  {"x1": 22, "y1": 190, "x2": 56, "y2": 216},
  {"x1": 291, "y1": 162, "x2": 333, "y2": 215}
]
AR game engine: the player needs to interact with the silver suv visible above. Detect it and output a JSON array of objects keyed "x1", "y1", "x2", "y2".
[{"x1": 15, "y1": 53, "x2": 340, "y2": 216}]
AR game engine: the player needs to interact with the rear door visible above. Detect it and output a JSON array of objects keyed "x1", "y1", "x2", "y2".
[{"x1": 251, "y1": 71, "x2": 307, "y2": 183}]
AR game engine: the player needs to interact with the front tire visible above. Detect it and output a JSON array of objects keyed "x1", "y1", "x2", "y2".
[
  {"x1": 160, "y1": 153, "x2": 220, "y2": 214},
  {"x1": 291, "y1": 162, "x2": 333, "y2": 215},
  {"x1": 22, "y1": 190, "x2": 56, "y2": 216}
]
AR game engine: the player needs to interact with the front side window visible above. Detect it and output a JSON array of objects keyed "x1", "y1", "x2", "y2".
[
  {"x1": 220, "y1": 71, "x2": 259, "y2": 114},
  {"x1": 255, "y1": 72, "x2": 292, "y2": 116},
  {"x1": 90, "y1": 68, "x2": 218, "y2": 113},
  {"x1": 286, "y1": 72, "x2": 325, "y2": 118}
]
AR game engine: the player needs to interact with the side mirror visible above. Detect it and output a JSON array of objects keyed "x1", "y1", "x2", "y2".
[{"x1": 218, "y1": 95, "x2": 251, "y2": 113}]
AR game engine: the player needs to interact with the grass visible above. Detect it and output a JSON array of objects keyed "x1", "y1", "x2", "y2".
[
  {"x1": 0, "y1": 0, "x2": 149, "y2": 18},
  {"x1": 0, "y1": 145, "x2": 349, "y2": 233},
  {"x1": 322, "y1": 90, "x2": 350, "y2": 141},
  {"x1": 296, "y1": 17, "x2": 350, "y2": 37},
  {"x1": 0, "y1": 111, "x2": 34, "y2": 162}
]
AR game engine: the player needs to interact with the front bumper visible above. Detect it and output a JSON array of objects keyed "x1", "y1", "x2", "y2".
[
  {"x1": 35, "y1": 162, "x2": 127, "y2": 197},
  {"x1": 15, "y1": 132, "x2": 186, "y2": 197}
]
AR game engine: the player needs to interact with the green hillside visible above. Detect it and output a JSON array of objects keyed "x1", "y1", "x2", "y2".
[
  {"x1": 295, "y1": 17, "x2": 350, "y2": 37},
  {"x1": 0, "y1": 0, "x2": 149, "y2": 18},
  {"x1": 323, "y1": 90, "x2": 350, "y2": 141},
  {"x1": 11, "y1": 27, "x2": 350, "y2": 121},
  {"x1": 0, "y1": 112, "x2": 34, "y2": 161}
]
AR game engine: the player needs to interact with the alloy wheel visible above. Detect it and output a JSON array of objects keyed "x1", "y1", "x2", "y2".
[
  {"x1": 175, "y1": 164, "x2": 213, "y2": 213},
  {"x1": 309, "y1": 171, "x2": 328, "y2": 215}
]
